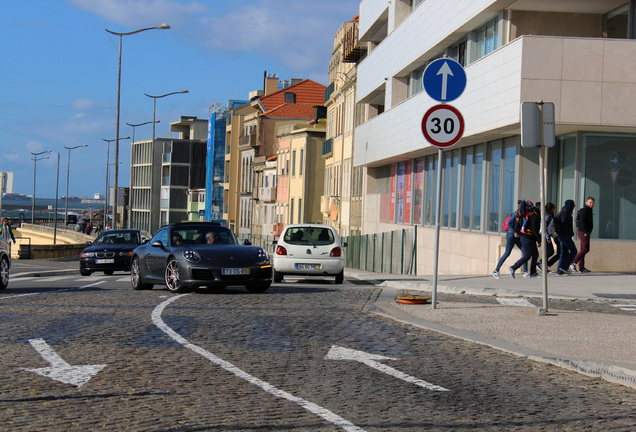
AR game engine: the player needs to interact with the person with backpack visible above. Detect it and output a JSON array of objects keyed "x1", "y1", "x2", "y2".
[
  {"x1": 554, "y1": 199, "x2": 577, "y2": 275},
  {"x1": 571, "y1": 196, "x2": 595, "y2": 273},
  {"x1": 537, "y1": 202, "x2": 560, "y2": 273},
  {"x1": 492, "y1": 200, "x2": 528, "y2": 279},
  {"x1": 508, "y1": 200, "x2": 541, "y2": 278}
]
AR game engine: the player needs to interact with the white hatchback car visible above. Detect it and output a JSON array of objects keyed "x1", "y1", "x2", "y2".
[{"x1": 272, "y1": 224, "x2": 347, "y2": 284}]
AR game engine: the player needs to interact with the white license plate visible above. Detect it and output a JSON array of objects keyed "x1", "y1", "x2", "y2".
[
  {"x1": 222, "y1": 268, "x2": 249, "y2": 275},
  {"x1": 296, "y1": 264, "x2": 320, "y2": 270},
  {"x1": 96, "y1": 259, "x2": 115, "y2": 264}
]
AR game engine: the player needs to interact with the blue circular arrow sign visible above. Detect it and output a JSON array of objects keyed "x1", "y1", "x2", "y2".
[{"x1": 422, "y1": 58, "x2": 467, "y2": 103}]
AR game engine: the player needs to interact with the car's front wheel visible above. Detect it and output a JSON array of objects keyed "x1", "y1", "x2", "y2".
[
  {"x1": 0, "y1": 257, "x2": 9, "y2": 290},
  {"x1": 245, "y1": 281, "x2": 271, "y2": 293},
  {"x1": 131, "y1": 256, "x2": 153, "y2": 290},
  {"x1": 165, "y1": 258, "x2": 190, "y2": 293}
]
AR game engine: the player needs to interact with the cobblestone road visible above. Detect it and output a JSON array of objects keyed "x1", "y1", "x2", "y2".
[{"x1": 1, "y1": 274, "x2": 635, "y2": 431}]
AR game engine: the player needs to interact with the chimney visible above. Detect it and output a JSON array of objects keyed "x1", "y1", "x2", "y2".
[
  {"x1": 314, "y1": 105, "x2": 327, "y2": 123},
  {"x1": 264, "y1": 73, "x2": 279, "y2": 96}
]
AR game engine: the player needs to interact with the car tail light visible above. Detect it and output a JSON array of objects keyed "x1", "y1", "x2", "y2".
[
  {"x1": 276, "y1": 245, "x2": 288, "y2": 255},
  {"x1": 330, "y1": 247, "x2": 342, "y2": 257}
]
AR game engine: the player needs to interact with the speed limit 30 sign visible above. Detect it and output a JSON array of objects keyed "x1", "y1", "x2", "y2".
[{"x1": 421, "y1": 104, "x2": 465, "y2": 148}]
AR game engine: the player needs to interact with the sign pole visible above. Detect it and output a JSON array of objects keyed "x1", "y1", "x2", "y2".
[{"x1": 431, "y1": 147, "x2": 443, "y2": 309}]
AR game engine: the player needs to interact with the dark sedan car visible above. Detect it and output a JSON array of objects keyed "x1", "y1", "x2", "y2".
[
  {"x1": 80, "y1": 229, "x2": 150, "y2": 276},
  {"x1": 130, "y1": 223, "x2": 272, "y2": 293}
]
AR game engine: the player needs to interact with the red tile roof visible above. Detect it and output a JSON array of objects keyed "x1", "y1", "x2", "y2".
[
  {"x1": 259, "y1": 79, "x2": 326, "y2": 113},
  {"x1": 260, "y1": 103, "x2": 317, "y2": 119}
]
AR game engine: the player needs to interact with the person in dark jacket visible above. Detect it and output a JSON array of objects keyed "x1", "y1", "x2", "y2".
[
  {"x1": 492, "y1": 200, "x2": 528, "y2": 279},
  {"x1": 571, "y1": 196, "x2": 595, "y2": 273},
  {"x1": 555, "y1": 199, "x2": 577, "y2": 275},
  {"x1": 508, "y1": 201, "x2": 541, "y2": 278}
]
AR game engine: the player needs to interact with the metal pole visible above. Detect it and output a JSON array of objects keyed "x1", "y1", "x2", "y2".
[
  {"x1": 432, "y1": 147, "x2": 443, "y2": 309},
  {"x1": 113, "y1": 35, "x2": 122, "y2": 230},
  {"x1": 538, "y1": 103, "x2": 549, "y2": 313},
  {"x1": 65, "y1": 148, "x2": 71, "y2": 226},
  {"x1": 104, "y1": 141, "x2": 110, "y2": 227},
  {"x1": 32, "y1": 158, "x2": 36, "y2": 224},
  {"x1": 53, "y1": 153, "x2": 60, "y2": 244}
]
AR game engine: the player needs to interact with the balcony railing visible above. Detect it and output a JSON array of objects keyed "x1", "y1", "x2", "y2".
[
  {"x1": 324, "y1": 82, "x2": 335, "y2": 103},
  {"x1": 259, "y1": 187, "x2": 276, "y2": 202},
  {"x1": 238, "y1": 134, "x2": 257, "y2": 147},
  {"x1": 322, "y1": 138, "x2": 333, "y2": 156}
]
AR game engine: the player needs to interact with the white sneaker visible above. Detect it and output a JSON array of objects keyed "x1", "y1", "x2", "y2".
[
  {"x1": 492, "y1": 270, "x2": 500, "y2": 279},
  {"x1": 523, "y1": 272, "x2": 530, "y2": 278}
]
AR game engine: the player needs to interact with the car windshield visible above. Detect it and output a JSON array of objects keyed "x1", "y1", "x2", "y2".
[
  {"x1": 94, "y1": 232, "x2": 140, "y2": 245},
  {"x1": 170, "y1": 226, "x2": 236, "y2": 246},
  {"x1": 284, "y1": 227, "x2": 334, "y2": 246}
]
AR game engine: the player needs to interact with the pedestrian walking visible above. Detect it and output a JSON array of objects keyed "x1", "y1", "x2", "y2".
[
  {"x1": 1, "y1": 218, "x2": 16, "y2": 253},
  {"x1": 537, "y1": 202, "x2": 559, "y2": 273},
  {"x1": 571, "y1": 196, "x2": 595, "y2": 273},
  {"x1": 508, "y1": 201, "x2": 541, "y2": 278},
  {"x1": 554, "y1": 199, "x2": 577, "y2": 275},
  {"x1": 492, "y1": 201, "x2": 528, "y2": 279}
]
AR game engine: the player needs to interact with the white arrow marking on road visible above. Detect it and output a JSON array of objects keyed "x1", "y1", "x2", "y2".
[
  {"x1": 436, "y1": 61, "x2": 454, "y2": 101},
  {"x1": 21, "y1": 338, "x2": 107, "y2": 387},
  {"x1": 325, "y1": 345, "x2": 449, "y2": 392}
]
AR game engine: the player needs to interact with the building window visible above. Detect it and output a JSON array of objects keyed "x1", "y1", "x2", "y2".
[
  {"x1": 475, "y1": 19, "x2": 498, "y2": 60},
  {"x1": 292, "y1": 150, "x2": 296, "y2": 176},
  {"x1": 449, "y1": 39, "x2": 467, "y2": 67},
  {"x1": 290, "y1": 198, "x2": 295, "y2": 224},
  {"x1": 407, "y1": 65, "x2": 424, "y2": 98},
  {"x1": 424, "y1": 155, "x2": 437, "y2": 225},
  {"x1": 300, "y1": 149, "x2": 304, "y2": 176},
  {"x1": 603, "y1": 3, "x2": 629, "y2": 38},
  {"x1": 488, "y1": 141, "x2": 502, "y2": 232}
]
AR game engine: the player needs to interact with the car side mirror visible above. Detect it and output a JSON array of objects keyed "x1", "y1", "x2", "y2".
[
  {"x1": 342, "y1": 242, "x2": 348, "y2": 248},
  {"x1": 243, "y1": 239, "x2": 252, "y2": 246},
  {"x1": 86, "y1": 241, "x2": 92, "y2": 245},
  {"x1": 151, "y1": 240, "x2": 164, "y2": 248}
]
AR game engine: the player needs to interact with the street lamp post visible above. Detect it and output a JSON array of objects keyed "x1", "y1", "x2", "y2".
[
  {"x1": 64, "y1": 145, "x2": 87, "y2": 226},
  {"x1": 126, "y1": 120, "x2": 159, "y2": 229},
  {"x1": 105, "y1": 23, "x2": 170, "y2": 230},
  {"x1": 30, "y1": 150, "x2": 51, "y2": 224},
  {"x1": 102, "y1": 137, "x2": 129, "y2": 228},
  {"x1": 144, "y1": 90, "x2": 188, "y2": 233}
]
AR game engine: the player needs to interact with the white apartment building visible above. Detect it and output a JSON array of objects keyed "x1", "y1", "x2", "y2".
[{"x1": 355, "y1": 0, "x2": 636, "y2": 274}]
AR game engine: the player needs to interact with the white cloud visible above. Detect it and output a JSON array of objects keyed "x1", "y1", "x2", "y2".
[
  {"x1": 70, "y1": 97, "x2": 107, "y2": 112},
  {"x1": 67, "y1": 0, "x2": 360, "y2": 78}
]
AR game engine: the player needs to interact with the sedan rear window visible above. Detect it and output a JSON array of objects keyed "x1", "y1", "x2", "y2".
[{"x1": 284, "y1": 227, "x2": 334, "y2": 246}]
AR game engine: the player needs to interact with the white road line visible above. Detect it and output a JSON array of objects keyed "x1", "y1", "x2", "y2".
[
  {"x1": 0, "y1": 281, "x2": 105, "y2": 300},
  {"x1": 152, "y1": 295, "x2": 366, "y2": 432},
  {"x1": 496, "y1": 298, "x2": 535, "y2": 308},
  {"x1": 116, "y1": 277, "x2": 130, "y2": 283}
]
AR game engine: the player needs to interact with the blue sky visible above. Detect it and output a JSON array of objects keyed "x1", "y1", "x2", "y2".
[{"x1": 1, "y1": 0, "x2": 360, "y2": 198}]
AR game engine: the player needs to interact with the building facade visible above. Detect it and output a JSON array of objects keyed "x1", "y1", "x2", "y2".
[{"x1": 355, "y1": 0, "x2": 636, "y2": 273}]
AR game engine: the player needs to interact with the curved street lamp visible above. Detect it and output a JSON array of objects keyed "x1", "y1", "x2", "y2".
[
  {"x1": 102, "y1": 137, "x2": 129, "y2": 227},
  {"x1": 105, "y1": 23, "x2": 170, "y2": 229},
  {"x1": 30, "y1": 150, "x2": 51, "y2": 223},
  {"x1": 143, "y1": 89, "x2": 189, "y2": 232},
  {"x1": 63, "y1": 145, "x2": 87, "y2": 226}
]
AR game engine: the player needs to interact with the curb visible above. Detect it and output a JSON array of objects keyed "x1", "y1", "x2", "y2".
[
  {"x1": 11, "y1": 269, "x2": 79, "y2": 279},
  {"x1": 369, "y1": 287, "x2": 636, "y2": 390}
]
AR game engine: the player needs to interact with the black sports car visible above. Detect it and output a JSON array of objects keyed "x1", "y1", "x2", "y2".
[
  {"x1": 130, "y1": 222, "x2": 272, "y2": 293},
  {"x1": 0, "y1": 239, "x2": 10, "y2": 290},
  {"x1": 80, "y1": 229, "x2": 150, "y2": 276}
]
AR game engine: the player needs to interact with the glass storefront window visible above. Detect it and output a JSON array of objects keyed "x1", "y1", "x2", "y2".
[
  {"x1": 582, "y1": 133, "x2": 636, "y2": 240},
  {"x1": 473, "y1": 146, "x2": 484, "y2": 230},
  {"x1": 425, "y1": 156, "x2": 437, "y2": 225},
  {"x1": 502, "y1": 138, "x2": 517, "y2": 217},
  {"x1": 488, "y1": 142, "x2": 502, "y2": 232},
  {"x1": 462, "y1": 150, "x2": 473, "y2": 229}
]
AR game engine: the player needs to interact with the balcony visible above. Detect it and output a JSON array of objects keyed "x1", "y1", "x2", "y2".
[
  {"x1": 342, "y1": 25, "x2": 366, "y2": 63},
  {"x1": 238, "y1": 134, "x2": 257, "y2": 147},
  {"x1": 322, "y1": 138, "x2": 333, "y2": 156},
  {"x1": 324, "y1": 82, "x2": 335, "y2": 103},
  {"x1": 259, "y1": 186, "x2": 276, "y2": 202},
  {"x1": 320, "y1": 195, "x2": 331, "y2": 214},
  {"x1": 273, "y1": 223, "x2": 285, "y2": 236}
]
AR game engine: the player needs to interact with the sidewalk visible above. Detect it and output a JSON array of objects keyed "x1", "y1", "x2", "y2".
[{"x1": 346, "y1": 269, "x2": 636, "y2": 389}]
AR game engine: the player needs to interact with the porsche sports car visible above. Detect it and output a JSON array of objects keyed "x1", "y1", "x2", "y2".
[
  {"x1": 130, "y1": 222, "x2": 272, "y2": 293},
  {"x1": 80, "y1": 229, "x2": 151, "y2": 276}
]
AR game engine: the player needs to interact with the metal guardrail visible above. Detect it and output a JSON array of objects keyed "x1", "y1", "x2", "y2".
[{"x1": 344, "y1": 227, "x2": 417, "y2": 275}]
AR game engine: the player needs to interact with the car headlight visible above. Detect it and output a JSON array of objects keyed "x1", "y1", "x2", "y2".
[
  {"x1": 81, "y1": 252, "x2": 96, "y2": 258},
  {"x1": 118, "y1": 251, "x2": 133, "y2": 257},
  {"x1": 183, "y1": 250, "x2": 201, "y2": 263},
  {"x1": 256, "y1": 248, "x2": 269, "y2": 262}
]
